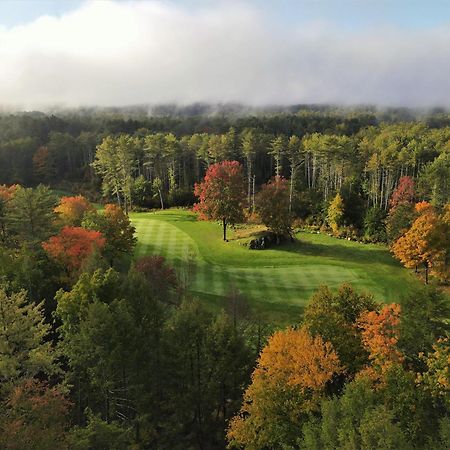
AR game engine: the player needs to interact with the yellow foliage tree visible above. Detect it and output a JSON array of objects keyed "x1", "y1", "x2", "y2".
[
  {"x1": 227, "y1": 327, "x2": 342, "y2": 449},
  {"x1": 327, "y1": 193, "x2": 345, "y2": 234}
]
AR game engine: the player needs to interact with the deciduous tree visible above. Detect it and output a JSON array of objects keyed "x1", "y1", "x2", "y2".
[
  {"x1": 392, "y1": 202, "x2": 446, "y2": 283},
  {"x1": 54, "y1": 195, "x2": 95, "y2": 227},
  {"x1": 255, "y1": 176, "x2": 293, "y2": 238},
  {"x1": 227, "y1": 326, "x2": 342, "y2": 449},
  {"x1": 303, "y1": 284, "x2": 377, "y2": 375},
  {"x1": 193, "y1": 161, "x2": 245, "y2": 241},
  {"x1": 357, "y1": 304, "x2": 403, "y2": 380},
  {"x1": 42, "y1": 226, "x2": 105, "y2": 273},
  {"x1": 327, "y1": 193, "x2": 345, "y2": 234},
  {"x1": 134, "y1": 255, "x2": 178, "y2": 301},
  {"x1": 0, "y1": 379, "x2": 70, "y2": 450},
  {"x1": 82, "y1": 204, "x2": 136, "y2": 264}
]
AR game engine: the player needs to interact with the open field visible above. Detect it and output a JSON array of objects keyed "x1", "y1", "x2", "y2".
[{"x1": 131, "y1": 209, "x2": 418, "y2": 324}]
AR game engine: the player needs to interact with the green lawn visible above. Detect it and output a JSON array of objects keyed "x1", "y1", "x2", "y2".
[{"x1": 131, "y1": 209, "x2": 418, "y2": 324}]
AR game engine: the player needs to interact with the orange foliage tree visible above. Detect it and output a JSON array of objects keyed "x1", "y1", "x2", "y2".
[
  {"x1": 227, "y1": 326, "x2": 342, "y2": 449},
  {"x1": 357, "y1": 304, "x2": 403, "y2": 381},
  {"x1": 392, "y1": 202, "x2": 447, "y2": 283},
  {"x1": 54, "y1": 195, "x2": 95, "y2": 227},
  {"x1": 42, "y1": 226, "x2": 105, "y2": 273}
]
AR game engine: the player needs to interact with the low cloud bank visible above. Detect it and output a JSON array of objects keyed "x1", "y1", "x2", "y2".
[{"x1": 1, "y1": 1, "x2": 449, "y2": 109}]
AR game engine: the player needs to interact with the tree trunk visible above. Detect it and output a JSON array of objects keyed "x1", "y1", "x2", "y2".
[
  {"x1": 247, "y1": 159, "x2": 252, "y2": 206},
  {"x1": 252, "y1": 174, "x2": 256, "y2": 212},
  {"x1": 223, "y1": 218, "x2": 227, "y2": 241},
  {"x1": 289, "y1": 166, "x2": 295, "y2": 213},
  {"x1": 158, "y1": 189, "x2": 164, "y2": 210}
]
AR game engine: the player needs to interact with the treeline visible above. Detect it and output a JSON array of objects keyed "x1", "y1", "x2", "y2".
[
  {"x1": 3, "y1": 111, "x2": 449, "y2": 239},
  {"x1": 0, "y1": 186, "x2": 448, "y2": 448},
  {"x1": 89, "y1": 123, "x2": 449, "y2": 243},
  {"x1": 0, "y1": 186, "x2": 266, "y2": 448}
]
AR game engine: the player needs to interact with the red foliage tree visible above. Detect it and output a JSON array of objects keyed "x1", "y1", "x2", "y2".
[
  {"x1": 54, "y1": 195, "x2": 95, "y2": 227},
  {"x1": 42, "y1": 226, "x2": 105, "y2": 272},
  {"x1": 193, "y1": 160, "x2": 245, "y2": 241},
  {"x1": 390, "y1": 176, "x2": 415, "y2": 209},
  {"x1": 134, "y1": 255, "x2": 178, "y2": 299}
]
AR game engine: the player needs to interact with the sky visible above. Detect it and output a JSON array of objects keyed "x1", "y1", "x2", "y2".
[{"x1": 1, "y1": 0, "x2": 450, "y2": 109}]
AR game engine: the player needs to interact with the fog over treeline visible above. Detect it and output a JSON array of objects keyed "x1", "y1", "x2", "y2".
[
  {"x1": 2, "y1": 1, "x2": 450, "y2": 109},
  {"x1": 2, "y1": 102, "x2": 450, "y2": 122}
]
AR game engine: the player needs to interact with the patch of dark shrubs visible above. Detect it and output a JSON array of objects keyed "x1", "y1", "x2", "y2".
[{"x1": 248, "y1": 231, "x2": 293, "y2": 250}]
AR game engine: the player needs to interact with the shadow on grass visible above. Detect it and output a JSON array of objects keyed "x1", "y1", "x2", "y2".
[
  {"x1": 151, "y1": 211, "x2": 198, "y2": 222},
  {"x1": 269, "y1": 238, "x2": 399, "y2": 267},
  {"x1": 192, "y1": 290, "x2": 304, "y2": 326}
]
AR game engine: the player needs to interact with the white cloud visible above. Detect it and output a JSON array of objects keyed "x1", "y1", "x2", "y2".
[{"x1": 1, "y1": 0, "x2": 450, "y2": 109}]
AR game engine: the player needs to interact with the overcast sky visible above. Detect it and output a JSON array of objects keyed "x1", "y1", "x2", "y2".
[{"x1": 1, "y1": 0, "x2": 450, "y2": 109}]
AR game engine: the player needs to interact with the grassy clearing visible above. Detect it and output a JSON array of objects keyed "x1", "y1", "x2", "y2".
[{"x1": 131, "y1": 209, "x2": 418, "y2": 324}]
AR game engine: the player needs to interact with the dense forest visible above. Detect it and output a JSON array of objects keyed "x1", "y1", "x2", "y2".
[
  {"x1": 1, "y1": 106, "x2": 449, "y2": 232},
  {"x1": 0, "y1": 106, "x2": 448, "y2": 449}
]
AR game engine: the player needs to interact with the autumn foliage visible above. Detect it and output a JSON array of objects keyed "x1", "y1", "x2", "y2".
[
  {"x1": 54, "y1": 195, "x2": 95, "y2": 226},
  {"x1": 0, "y1": 379, "x2": 70, "y2": 450},
  {"x1": 134, "y1": 255, "x2": 178, "y2": 296},
  {"x1": 392, "y1": 202, "x2": 449, "y2": 283},
  {"x1": 0, "y1": 184, "x2": 18, "y2": 202},
  {"x1": 357, "y1": 304, "x2": 403, "y2": 380},
  {"x1": 255, "y1": 176, "x2": 293, "y2": 237},
  {"x1": 42, "y1": 226, "x2": 105, "y2": 272},
  {"x1": 193, "y1": 160, "x2": 245, "y2": 240},
  {"x1": 227, "y1": 326, "x2": 342, "y2": 448},
  {"x1": 390, "y1": 176, "x2": 415, "y2": 209}
]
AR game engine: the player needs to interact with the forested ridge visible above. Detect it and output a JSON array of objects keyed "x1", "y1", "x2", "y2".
[
  {"x1": 0, "y1": 107, "x2": 448, "y2": 449},
  {"x1": 1, "y1": 108, "x2": 448, "y2": 228}
]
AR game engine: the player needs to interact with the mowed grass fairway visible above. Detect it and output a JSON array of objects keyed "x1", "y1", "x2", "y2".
[{"x1": 131, "y1": 209, "x2": 417, "y2": 324}]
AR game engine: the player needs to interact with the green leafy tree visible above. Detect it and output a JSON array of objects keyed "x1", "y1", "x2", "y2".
[
  {"x1": 303, "y1": 284, "x2": 377, "y2": 375},
  {"x1": 399, "y1": 287, "x2": 450, "y2": 369},
  {"x1": 92, "y1": 135, "x2": 140, "y2": 212},
  {"x1": 269, "y1": 136, "x2": 285, "y2": 177},
  {"x1": 82, "y1": 204, "x2": 136, "y2": 265},
  {"x1": 0, "y1": 289, "x2": 56, "y2": 392},
  {"x1": 6, "y1": 185, "x2": 56, "y2": 244},
  {"x1": 301, "y1": 377, "x2": 409, "y2": 450}
]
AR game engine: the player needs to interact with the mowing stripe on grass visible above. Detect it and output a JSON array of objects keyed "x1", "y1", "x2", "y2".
[{"x1": 131, "y1": 209, "x2": 418, "y2": 324}]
